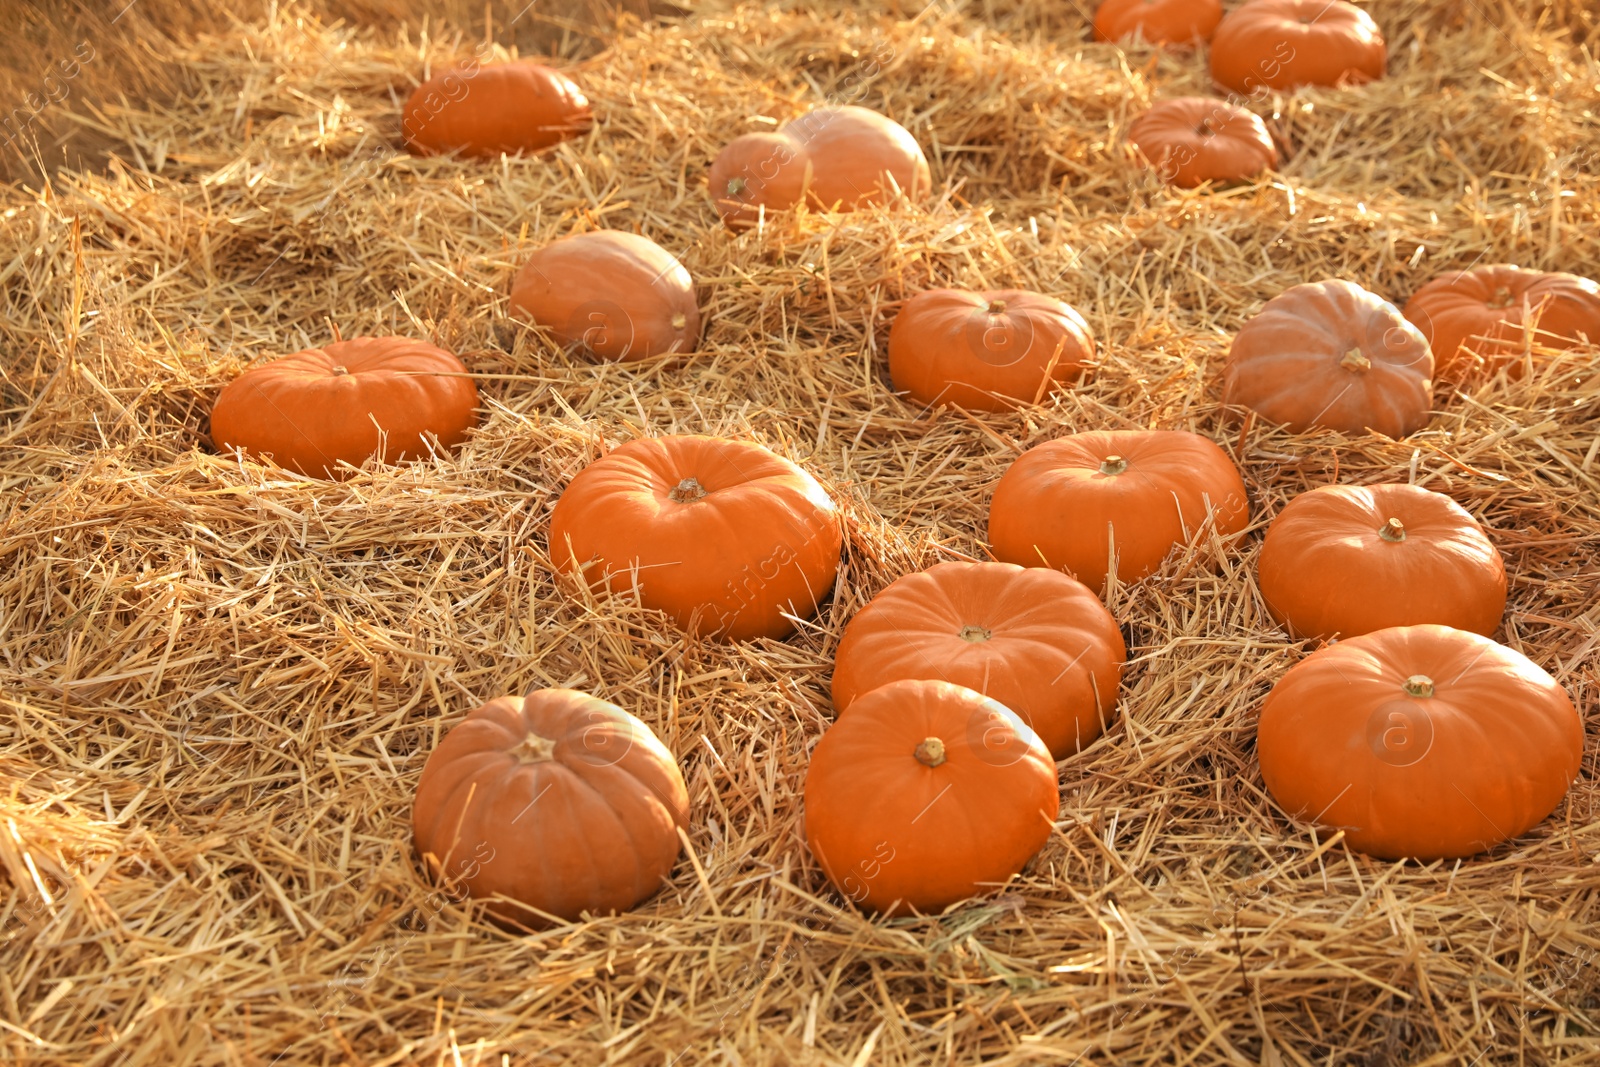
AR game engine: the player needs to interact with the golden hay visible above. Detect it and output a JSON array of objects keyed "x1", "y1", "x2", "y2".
[{"x1": 3, "y1": 0, "x2": 1600, "y2": 1063}]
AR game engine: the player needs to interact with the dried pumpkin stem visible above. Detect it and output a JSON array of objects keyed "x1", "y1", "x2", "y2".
[
  {"x1": 1099, "y1": 455, "x2": 1128, "y2": 476},
  {"x1": 1378, "y1": 518, "x2": 1406, "y2": 542},
  {"x1": 1488, "y1": 286, "x2": 1516, "y2": 309},
  {"x1": 511, "y1": 733, "x2": 558, "y2": 763},
  {"x1": 726, "y1": 177, "x2": 747, "y2": 196},
  {"x1": 1196, "y1": 120, "x2": 1215, "y2": 137},
  {"x1": 958, "y1": 625, "x2": 991, "y2": 643},
  {"x1": 1402, "y1": 675, "x2": 1435, "y2": 699},
  {"x1": 914, "y1": 737, "x2": 948, "y2": 767},
  {"x1": 670, "y1": 313, "x2": 688, "y2": 330},
  {"x1": 669, "y1": 477, "x2": 709, "y2": 503},
  {"x1": 986, "y1": 300, "x2": 1007, "y2": 314},
  {"x1": 330, "y1": 365, "x2": 349, "y2": 376},
  {"x1": 1339, "y1": 348, "x2": 1371, "y2": 373}
]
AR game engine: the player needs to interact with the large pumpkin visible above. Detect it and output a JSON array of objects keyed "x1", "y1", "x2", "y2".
[
  {"x1": 402, "y1": 60, "x2": 591, "y2": 158},
  {"x1": 1257, "y1": 626, "x2": 1582, "y2": 861},
  {"x1": 1223, "y1": 280, "x2": 1433, "y2": 438},
  {"x1": 708, "y1": 105, "x2": 930, "y2": 231},
  {"x1": 1127, "y1": 97, "x2": 1277, "y2": 188},
  {"x1": 832, "y1": 562, "x2": 1124, "y2": 760},
  {"x1": 988, "y1": 430, "x2": 1250, "y2": 592},
  {"x1": 508, "y1": 231, "x2": 700, "y2": 362},
  {"x1": 1093, "y1": 0, "x2": 1223, "y2": 46},
  {"x1": 1258, "y1": 483, "x2": 1506, "y2": 641},
  {"x1": 210, "y1": 337, "x2": 479, "y2": 479},
  {"x1": 887, "y1": 289, "x2": 1095, "y2": 412},
  {"x1": 1210, "y1": 0, "x2": 1385, "y2": 95},
  {"x1": 412, "y1": 688, "x2": 689, "y2": 927},
  {"x1": 548, "y1": 435, "x2": 843, "y2": 641},
  {"x1": 1402, "y1": 265, "x2": 1600, "y2": 381},
  {"x1": 804, "y1": 679, "x2": 1059, "y2": 915}
]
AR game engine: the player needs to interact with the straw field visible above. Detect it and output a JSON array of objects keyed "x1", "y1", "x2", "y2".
[{"x1": 3, "y1": 0, "x2": 1600, "y2": 1063}]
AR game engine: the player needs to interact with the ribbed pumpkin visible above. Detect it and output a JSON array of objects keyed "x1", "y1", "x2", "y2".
[
  {"x1": 1223, "y1": 280, "x2": 1433, "y2": 438},
  {"x1": 402, "y1": 60, "x2": 591, "y2": 158},
  {"x1": 1211, "y1": 0, "x2": 1386, "y2": 95},
  {"x1": 832, "y1": 562, "x2": 1125, "y2": 760},
  {"x1": 1093, "y1": 0, "x2": 1223, "y2": 47},
  {"x1": 412, "y1": 688, "x2": 689, "y2": 927},
  {"x1": 988, "y1": 430, "x2": 1250, "y2": 592},
  {"x1": 508, "y1": 231, "x2": 700, "y2": 362},
  {"x1": 1128, "y1": 97, "x2": 1277, "y2": 188},
  {"x1": 804, "y1": 679, "x2": 1059, "y2": 915},
  {"x1": 1257, "y1": 626, "x2": 1582, "y2": 861},
  {"x1": 1258, "y1": 484, "x2": 1506, "y2": 641},
  {"x1": 887, "y1": 289, "x2": 1095, "y2": 412},
  {"x1": 708, "y1": 105, "x2": 930, "y2": 231},
  {"x1": 210, "y1": 337, "x2": 479, "y2": 479},
  {"x1": 548, "y1": 435, "x2": 843, "y2": 641},
  {"x1": 1402, "y1": 265, "x2": 1600, "y2": 381}
]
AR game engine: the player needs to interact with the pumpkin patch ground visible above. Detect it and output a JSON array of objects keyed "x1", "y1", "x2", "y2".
[{"x1": 2, "y1": 1, "x2": 1598, "y2": 1064}]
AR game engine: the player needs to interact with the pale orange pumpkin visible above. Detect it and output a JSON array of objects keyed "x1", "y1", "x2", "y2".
[
  {"x1": 1094, "y1": 0, "x2": 1223, "y2": 47},
  {"x1": 1402, "y1": 264, "x2": 1600, "y2": 381},
  {"x1": 1211, "y1": 0, "x2": 1386, "y2": 95},
  {"x1": 1127, "y1": 97, "x2": 1277, "y2": 188},
  {"x1": 402, "y1": 60, "x2": 591, "y2": 158}
]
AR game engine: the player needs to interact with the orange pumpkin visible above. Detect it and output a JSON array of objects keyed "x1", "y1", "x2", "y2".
[
  {"x1": 402, "y1": 60, "x2": 591, "y2": 159},
  {"x1": 1093, "y1": 0, "x2": 1223, "y2": 47},
  {"x1": 804, "y1": 679, "x2": 1059, "y2": 915},
  {"x1": 832, "y1": 562, "x2": 1124, "y2": 759},
  {"x1": 708, "y1": 105, "x2": 930, "y2": 231},
  {"x1": 548, "y1": 435, "x2": 842, "y2": 641},
  {"x1": 887, "y1": 289, "x2": 1095, "y2": 412},
  {"x1": 988, "y1": 430, "x2": 1250, "y2": 592},
  {"x1": 1211, "y1": 0, "x2": 1385, "y2": 95},
  {"x1": 1258, "y1": 484, "x2": 1506, "y2": 641},
  {"x1": 1128, "y1": 97, "x2": 1277, "y2": 188},
  {"x1": 508, "y1": 231, "x2": 700, "y2": 362},
  {"x1": 210, "y1": 337, "x2": 479, "y2": 479},
  {"x1": 1223, "y1": 280, "x2": 1433, "y2": 438},
  {"x1": 1402, "y1": 265, "x2": 1600, "y2": 381},
  {"x1": 1257, "y1": 625, "x2": 1582, "y2": 861},
  {"x1": 412, "y1": 688, "x2": 689, "y2": 927}
]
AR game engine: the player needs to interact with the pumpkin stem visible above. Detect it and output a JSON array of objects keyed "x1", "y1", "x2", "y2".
[
  {"x1": 727, "y1": 177, "x2": 747, "y2": 196},
  {"x1": 511, "y1": 733, "x2": 558, "y2": 763},
  {"x1": 671, "y1": 313, "x2": 688, "y2": 330},
  {"x1": 668, "y1": 477, "x2": 709, "y2": 503},
  {"x1": 1379, "y1": 518, "x2": 1406, "y2": 542},
  {"x1": 914, "y1": 737, "x2": 948, "y2": 767},
  {"x1": 1402, "y1": 675, "x2": 1435, "y2": 699},
  {"x1": 958, "y1": 625, "x2": 992, "y2": 643},
  {"x1": 329, "y1": 365, "x2": 349, "y2": 376},
  {"x1": 987, "y1": 299, "x2": 1007, "y2": 315},
  {"x1": 1196, "y1": 120, "x2": 1215, "y2": 137},
  {"x1": 1099, "y1": 454, "x2": 1128, "y2": 476},
  {"x1": 1487, "y1": 286, "x2": 1516, "y2": 309},
  {"x1": 1339, "y1": 348, "x2": 1371, "y2": 373}
]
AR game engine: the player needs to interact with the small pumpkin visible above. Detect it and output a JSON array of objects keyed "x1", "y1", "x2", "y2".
[
  {"x1": 412, "y1": 688, "x2": 689, "y2": 927},
  {"x1": 887, "y1": 289, "x2": 1095, "y2": 412},
  {"x1": 1128, "y1": 97, "x2": 1277, "y2": 188},
  {"x1": 1093, "y1": 0, "x2": 1223, "y2": 47},
  {"x1": 548, "y1": 435, "x2": 843, "y2": 641},
  {"x1": 804, "y1": 679, "x2": 1059, "y2": 915},
  {"x1": 708, "y1": 105, "x2": 931, "y2": 231},
  {"x1": 508, "y1": 231, "x2": 700, "y2": 362},
  {"x1": 1402, "y1": 264, "x2": 1600, "y2": 381},
  {"x1": 1257, "y1": 625, "x2": 1582, "y2": 861},
  {"x1": 1223, "y1": 280, "x2": 1433, "y2": 438},
  {"x1": 1258, "y1": 484, "x2": 1506, "y2": 641},
  {"x1": 402, "y1": 60, "x2": 591, "y2": 159},
  {"x1": 1210, "y1": 0, "x2": 1386, "y2": 95},
  {"x1": 832, "y1": 562, "x2": 1124, "y2": 759},
  {"x1": 210, "y1": 336, "x2": 479, "y2": 479},
  {"x1": 988, "y1": 429, "x2": 1250, "y2": 592}
]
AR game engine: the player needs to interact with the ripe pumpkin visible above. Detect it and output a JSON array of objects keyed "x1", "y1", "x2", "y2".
[
  {"x1": 508, "y1": 231, "x2": 700, "y2": 362},
  {"x1": 412, "y1": 688, "x2": 689, "y2": 927},
  {"x1": 988, "y1": 429, "x2": 1250, "y2": 592},
  {"x1": 1093, "y1": 0, "x2": 1223, "y2": 47},
  {"x1": 1258, "y1": 484, "x2": 1506, "y2": 641},
  {"x1": 887, "y1": 289, "x2": 1095, "y2": 412},
  {"x1": 1402, "y1": 265, "x2": 1600, "y2": 381},
  {"x1": 832, "y1": 562, "x2": 1124, "y2": 760},
  {"x1": 1257, "y1": 625, "x2": 1582, "y2": 861},
  {"x1": 804, "y1": 679, "x2": 1059, "y2": 915},
  {"x1": 708, "y1": 105, "x2": 931, "y2": 231},
  {"x1": 1223, "y1": 280, "x2": 1433, "y2": 438},
  {"x1": 210, "y1": 337, "x2": 479, "y2": 479},
  {"x1": 402, "y1": 60, "x2": 591, "y2": 159},
  {"x1": 1127, "y1": 97, "x2": 1278, "y2": 188},
  {"x1": 548, "y1": 435, "x2": 842, "y2": 641},
  {"x1": 1210, "y1": 0, "x2": 1386, "y2": 95}
]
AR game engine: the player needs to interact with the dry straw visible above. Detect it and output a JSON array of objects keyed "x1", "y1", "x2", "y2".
[{"x1": 2, "y1": 0, "x2": 1600, "y2": 1063}]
